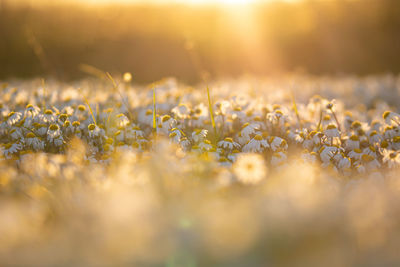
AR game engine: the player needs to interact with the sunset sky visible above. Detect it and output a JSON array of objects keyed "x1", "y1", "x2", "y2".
[{"x1": 7, "y1": 0, "x2": 301, "y2": 6}]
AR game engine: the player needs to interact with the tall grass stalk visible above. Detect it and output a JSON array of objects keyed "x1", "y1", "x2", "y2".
[
  {"x1": 106, "y1": 72, "x2": 134, "y2": 121},
  {"x1": 153, "y1": 87, "x2": 157, "y2": 134},
  {"x1": 207, "y1": 86, "x2": 217, "y2": 140}
]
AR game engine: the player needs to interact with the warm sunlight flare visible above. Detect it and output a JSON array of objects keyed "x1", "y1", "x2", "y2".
[
  {"x1": 80, "y1": 0, "x2": 259, "y2": 5},
  {"x1": 2, "y1": 0, "x2": 400, "y2": 266}
]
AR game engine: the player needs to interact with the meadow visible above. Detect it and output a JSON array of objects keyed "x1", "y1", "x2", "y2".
[
  {"x1": 2, "y1": 0, "x2": 400, "y2": 265},
  {"x1": 1, "y1": 74, "x2": 400, "y2": 265}
]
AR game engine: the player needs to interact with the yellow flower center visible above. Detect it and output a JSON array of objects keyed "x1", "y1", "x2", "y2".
[{"x1": 254, "y1": 135, "x2": 263, "y2": 141}]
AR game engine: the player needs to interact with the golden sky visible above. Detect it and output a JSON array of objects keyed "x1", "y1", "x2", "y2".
[{"x1": 9, "y1": 0, "x2": 300, "y2": 6}]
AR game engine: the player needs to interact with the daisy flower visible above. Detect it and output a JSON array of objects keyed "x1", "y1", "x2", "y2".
[
  {"x1": 88, "y1": 123, "x2": 102, "y2": 139},
  {"x1": 382, "y1": 150, "x2": 400, "y2": 169},
  {"x1": 192, "y1": 129, "x2": 208, "y2": 143},
  {"x1": 6, "y1": 111, "x2": 22, "y2": 126},
  {"x1": 324, "y1": 124, "x2": 340, "y2": 138},
  {"x1": 242, "y1": 134, "x2": 268, "y2": 152},
  {"x1": 240, "y1": 122, "x2": 259, "y2": 138},
  {"x1": 271, "y1": 151, "x2": 287, "y2": 166},
  {"x1": 383, "y1": 111, "x2": 400, "y2": 126},
  {"x1": 233, "y1": 153, "x2": 268, "y2": 185},
  {"x1": 218, "y1": 137, "x2": 240, "y2": 150},
  {"x1": 268, "y1": 136, "x2": 288, "y2": 151},
  {"x1": 116, "y1": 113, "x2": 130, "y2": 128},
  {"x1": 345, "y1": 135, "x2": 360, "y2": 150}
]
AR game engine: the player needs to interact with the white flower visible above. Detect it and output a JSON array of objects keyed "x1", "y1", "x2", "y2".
[
  {"x1": 131, "y1": 126, "x2": 144, "y2": 139},
  {"x1": 169, "y1": 128, "x2": 183, "y2": 143},
  {"x1": 199, "y1": 140, "x2": 213, "y2": 151},
  {"x1": 25, "y1": 104, "x2": 40, "y2": 117},
  {"x1": 301, "y1": 151, "x2": 318, "y2": 164},
  {"x1": 271, "y1": 151, "x2": 287, "y2": 166},
  {"x1": 383, "y1": 111, "x2": 400, "y2": 126},
  {"x1": 214, "y1": 100, "x2": 230, "y2": 116},
  {"x1": 43, "y1": 109, "x2": 57, "y2": 123},
  {"x1": 240, "y1": 122, "x2": 259, "y2": 138},
  {"x1": 9, "y1": 128, "x2": 23, "y2": 140},
  {"x1": 384, "y1": 126, "x2": 396, "y2": 139},
  {"x1": 324, "y1": 124, "x2": 340, "y2": 138},
  {"x1": 116, "y1": 114, "x2": 130, "y2": 128},
  {"x1": 192, "y1": 129, "x2": 208, "y2": 143},
  {"x1": 159, "y1": 115, "x2": 176, "y2": 134},
  {"x1": 233, "y1": 153, "x2": 268, "y2": 185},
  {"x1": 237, "y1": 131, "x2": 251, "y2": 145},
  {"x1": 338, "y1": 156, "x2": 351, "y2": 170},
  {"x1": 361, "y1": 154, "x2": 380, "y2": 170},
  {"x1": 368, "y1": 130, "x2": 382, "y2": 144},
  {"x1": 392, "y1": 136, "x2": 400, "y2": 150},
  {"x1": 319, "y1": 145, "x2": 342, "y2": 163},
  {"x1": 47, "y1": 124, "x2": 64, "y2": 146},
  {"x1": 138, "y1": 108, "x2": 154, "y2": 126},
  {"x1": 268, "y1": 136, "x2": 288, "y2": 151},
  {"x1": 25, "y1": 132, "x2": 45, "y2": 151},
  {"x1": 382, "y1": 150, "x2": 400, "y2": 169},
  {"x1": 180, "y1": 137, "x2": 191, "y2": 150},
  {"x1": 348, "y1": 148, "x2": 364, "y2": 161},
  {"x1": 363, "y1": 145, "x2": 377, "y2": 158},
  {"x1": 242, "y1": 135, "x2": 268, "y2": 152},
  {"x1": 114, "y1": 130, "x2": 125, "y2": 142},
  {"x1": 3, "y1": 142, "x2": 22, "y2": 158},
  {"x1": 172, "y1": 103, "x2": 191, "y2": 119},
  {"x1": 218, "y1": 137, "x2": 240, "y2": 150},
  {"x1": 345, "y1": 135, "x2": 360, "y2": 150},
  {"x1": 88, "y1": 124, "x2": 102, "y2": 138},
  {"x1": 6, "y1": 111, "x2": 22, "y2": 126},
  {"x1": 227, "y1": 150, "x2": 240, "y2": 162}
]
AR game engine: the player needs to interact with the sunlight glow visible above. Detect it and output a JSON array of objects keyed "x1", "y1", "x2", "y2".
[{"x1": 72, "y1": 0, "x2": 261, "y2": 6}]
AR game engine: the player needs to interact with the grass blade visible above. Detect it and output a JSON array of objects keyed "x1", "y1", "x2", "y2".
[
  {"x1": 153, "y1": 87, "x2": 157, "y2": 133},
  {"x1": 207, "y1": 86, "x2": 217, "y2": 138}
]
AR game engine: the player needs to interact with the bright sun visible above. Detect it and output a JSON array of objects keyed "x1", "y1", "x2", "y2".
[
  {"x1": 80, "y1": 0, "x2": 260, "y2": 5},
  {"x1": 184, "y1": 0, "x2": 256, "y2": 5}
]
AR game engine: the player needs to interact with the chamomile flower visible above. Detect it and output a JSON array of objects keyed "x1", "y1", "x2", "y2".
[
  {"x1": 345, "y1": 135, "x2": 360, "y2": 150},
  {"x1": 6, "y1": 111, "x2": 22, "y2": 126},
  {"x1": 383, "y1": 111, "x2": 400, "y2": 125},
  {"x1": 382, "y1": 150, "x2": 400, "y2": 168},
  {"x1": 240, "y1": 122, "x2": 259, "y2": 138},
  {"x1": 233, "y1": 153, "x2": 268, "y2": 185},
  {"x1": 25, "y1": 132, "x2": 45, "y2": 151},
  {"x1": 324, "y1": 124, "x2": 340, "y2": 138},
  {"x1": 199, "y1": 139, "x2": 213, "y2": 151},
  {"x1": 368, "y1": 130, "x2": 382, "y2": 144},
  {"x1": 25, "y1": 104, "x2": 40, "y2": 117},
  {"x1": 218, "y1": 137, "x2": 240, "y2": 150},
  {"x1": 88, "y1": 123, "x2": 102, "y2": 138},
  {"x1": 242, "y1": 135, "x2": 268, "y2": 152},
  {"x1": 159, "y1": 115, "x2": 176, "y2": 134},
  {"x1": 271, "y1": 151, "x2": 287, "y2": 166},
  {"x1": 172, "y1": 103, "x2": 191, "y2": 119},
  {"x1": 3, "y1": 142, "x2": 22, "y2": 158},
  {"x1": 348, "y1": 148, "x2": 364, "y2": 161},
  {"x1": 268, "y1": 136, "x2": 288, "y2": 151},
  {"x1": 361, "y1": 154, "x2": 381, "y2": 170},
  {"x1": 192, "y1": 129, "x2": 208, "y2": 143},
  {"x1": 47, "y1": 124, "x2": 64, "y2": 146},
  {"x1": 116, "y1": 114, "x2": 130, "y2": 128}
]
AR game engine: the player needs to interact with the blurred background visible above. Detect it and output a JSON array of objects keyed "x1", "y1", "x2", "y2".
[{"x1": 1, "y1": 0, "x2": 400, "y2": 84}]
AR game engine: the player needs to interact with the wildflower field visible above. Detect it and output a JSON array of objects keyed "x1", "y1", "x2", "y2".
[{"x1": 1, "y1": 75, "x2": 400, "y2": 266}]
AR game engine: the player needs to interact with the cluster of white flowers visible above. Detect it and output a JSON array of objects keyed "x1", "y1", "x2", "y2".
[
  {"x1": 1, "y1": 76, "x2": 400, "y2": 265},
  {"x1": 1, "y1": 76, "x2": 399, "y2": 182}
]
